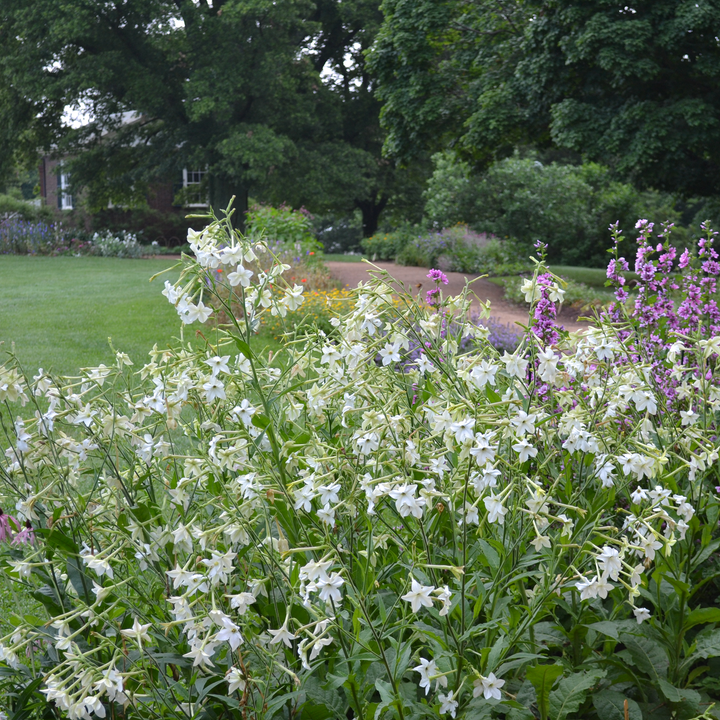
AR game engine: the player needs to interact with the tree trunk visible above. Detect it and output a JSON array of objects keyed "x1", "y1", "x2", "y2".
[
  {"x1": 357, "y1": 194, "x2": 388, "y2": 237},
  {"x1": 209, "y1": 174, "x2": 248, "y2": 233}
]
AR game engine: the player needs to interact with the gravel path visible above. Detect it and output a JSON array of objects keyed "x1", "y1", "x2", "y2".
[{"x1": 326, "y1": 260, "x2": 589, "y2": 332}]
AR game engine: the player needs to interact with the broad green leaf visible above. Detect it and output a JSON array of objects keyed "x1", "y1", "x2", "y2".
[
  {"x1": 694, "y1": 628, "x2": 720, "y2": 659},
  {"x1": 526, "y1": 663, "x2": 563, "y2": 720},
  {"x1": 622, "y1": 636, "x2": 668, "y2": 680},
  {"x1": 593, "y1": 690, "x2": 643, "y2": 720},
  {"x1": 587, "y1": 620, "x2": 638, "y2": 641},
  {"x1": 548, "y1": 670, "x2": 605, "y2": 720},
  {"x1": 684, "y1": 607, "x2": 720, "y2": 629}
]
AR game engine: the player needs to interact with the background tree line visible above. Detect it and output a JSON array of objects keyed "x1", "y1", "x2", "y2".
[{"x1": 1, "y1": 0, "x2": 719, "y2": 262}]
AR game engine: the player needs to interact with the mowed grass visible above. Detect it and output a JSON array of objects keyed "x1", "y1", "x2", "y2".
[{"x1": 0, "y1": 255, "x2": 186, "y2": 375}]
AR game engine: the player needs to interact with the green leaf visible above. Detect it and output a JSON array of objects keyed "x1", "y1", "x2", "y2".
[
  {"x1": 622, "y1": 635, "x2": 668, "y2": 680},
  {"x1": 234, "y1": 338, "x2": 252, "y2": 359},
  {"x1": 548, "y1": 670, "x2": 605, "y2": 720},
  {"x1": 65, "y1": 556, "x2": 92, "y2": 603},
  {"x1": 586, "y1": 620, "x2": 637, "y2": 640},
  {"x1": 694, "y1": 628, "x2": 720, "y2": 659},
  {"x1": 684, "y1": 607, "x2": 720, "y2": 629},
  {"x1": 526, "y1": 664, "x2": 563, "y2": 720},
  {"x1": 593, "y1": 690, "x2": 643, "y2": 720},
  {"x1": 478, "y1": 539, "x2": 500, "y2": 572},
  {"x1": 252, "y1": 414, "x2": 270, "y2": 429}
]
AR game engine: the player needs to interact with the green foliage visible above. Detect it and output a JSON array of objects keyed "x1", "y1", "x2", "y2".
[
  {"x1": 246, "y1": 204, "x2": 322, "y2": 255},
  {"x1": 360, "y1": 224, "x2": 419, "y2": 260},
  {"x1": 0, "y1": 0, "x2": 412, "y2": 233},
  {"x1": 371, "y1": 0, "x2": 720, "y2": 200},
  {"x1": 0, "y1": 194, "x2": 51, "y2": 222},
  {"x1": 426, "y1": 154, "x2": 685, "y2": 265}
]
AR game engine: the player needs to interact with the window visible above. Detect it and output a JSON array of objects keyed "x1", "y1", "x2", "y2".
[
  {"x1": 58, "y1": 169, "x2": 73, "y2": 210},
  {"x1": 182, "y1": 168, "x2": 207, "y2": 207}
]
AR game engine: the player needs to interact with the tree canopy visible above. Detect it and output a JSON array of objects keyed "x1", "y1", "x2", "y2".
[
  {"x1": 0, "y1": 0, "x2": 409, "y2": 233},
  {"x1": 369, "y1": 0, "x2": 720, "y2": 198}
]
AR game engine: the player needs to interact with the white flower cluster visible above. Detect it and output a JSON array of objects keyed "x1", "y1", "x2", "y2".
[{"x1": 0, "y1": 220, "x2": 716, "y2": 719}]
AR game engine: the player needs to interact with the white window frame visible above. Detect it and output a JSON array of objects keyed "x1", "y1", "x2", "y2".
[
  {"x1": 182, "y1": 168, "x2": 208, "y2": 208},
  {"x1": 58, "y1": 169, "x2": 73, "y2": 210}
]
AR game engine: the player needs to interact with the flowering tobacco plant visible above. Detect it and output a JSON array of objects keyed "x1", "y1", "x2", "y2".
[{"x1": 0, "y1": 213, "x2": 719, "y2": 719}]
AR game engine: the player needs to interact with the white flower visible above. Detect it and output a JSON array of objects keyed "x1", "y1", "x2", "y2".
[
  {"x1": 227, "y1": 592, "x2": 257, "y2": 614},
  {"x1": 388, "y1": 483, "x2": 426, "y2": 519},
  {"x1": 473, "y1": 672, "x2": 505, "y2": 700},
  {"x1": 521, "y1": 278, "x2": 541, "y2": 303},
  {"x1": 450, "y1": 417, "x2": 476, "y2": 444},
  {"x1": 537, "y1": 348, "x2": 559, "y2": 383},
  {"x1": 512, "y1": 438, "x2": 538, "y2": 463},
  {"x1": 401, "y1": 578, "x2": 435, "y2": 613},
  {"x1": 630, "y1": 486, "x2": 648, "y2": 504},
  {"x1": 214, "y1": 615, "x2": 244, "y2": 651},
  {"x1": 597, "y1": 546, "x2": 622, "y2": 581},
  {"x1": 511, "y1": 410, "x2": 536, "y2": 436},
  {"x1": 415, "y1": 353, "x2": 436, "y2": 374},
  {"x1": 438, "y1": 690, "x2": 458, "y2": 717},
  {"x1": 437, "y1": 585, "x2": 452, "y2": 616},
  {"x1": 183, "y1": 639, "x2": 218, "y2": 668},
  {"x1": 530, "y1": 534, "x2": 551, "y2": 551},
  {"x1": 501, "y1": 351, "x2": 529, "y2": 379},
  {"x1": 483, "y1": 494, "x2": 508, "y2": 525},
  {"x1": 414, "y1": 657, "x2": 439, "y2": 695},
  {"x1": 469, "y1": 360, "x2": 498, "y2": 388},
  {"x1": 316, "y1": 572, "x2": 344, "y2": 604},
  {"x1": 181, "y1": 300, "x2": 213, "y2": 324},
  {"x1": 227, "y1": 265, "x2": 254, "y2": 287},
  {"x1": 268, "y1": 620, "x2": 296, "y2": 648},
  {"x1": 204, "y1": 355, "x2": 230, "y2": 375},
  {"x1": 226, "y1": 667, "x2": 247, "y2": 694},
  {"x1": 633, "y1": 607, "x2": 651, "y2": 624},
  {"x1": 120, "y1": 618, "x2": 152, "y2": 648},
  {"x1": 379, "y1": 342, "x2": 402, "y2": 366}
]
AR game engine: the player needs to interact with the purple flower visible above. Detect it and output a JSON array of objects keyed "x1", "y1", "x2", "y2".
[{"x1": 427, "y1": 269, "x2": 449, "y2": 285}]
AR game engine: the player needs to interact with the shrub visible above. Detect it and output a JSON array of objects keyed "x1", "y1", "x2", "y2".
[
  {"x1": 425, "y1": 152, "x2": 685, "y2": 266},
  {"x1": 360, "y1": 225, "x2": 420, "y2": 261},
  {"x1": 0, "y1": 217, "x2": 719, "y2": 720},
  {"x1": 246, "y1": 203, "x2": 322, "y2": 255},
  {"x1": 397, "y1": 225, "x2": 530, "y2": 276}
]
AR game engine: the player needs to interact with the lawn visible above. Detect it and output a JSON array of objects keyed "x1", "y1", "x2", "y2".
[
  {"x1": 0, "y1": 255, "x2": 187, "y2": 375},
  {"x1": 0, "y1": 255, "x2": 283, "y2": 377}
]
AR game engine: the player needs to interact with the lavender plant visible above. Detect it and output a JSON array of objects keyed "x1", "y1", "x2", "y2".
[{"x1": 0, "y1": 213, "x2": 719, "y2": 720}]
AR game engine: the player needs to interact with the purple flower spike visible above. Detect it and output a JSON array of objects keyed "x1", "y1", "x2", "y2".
[{"x1": 427, "y1": 269, "x2": 449, "y2": 285}]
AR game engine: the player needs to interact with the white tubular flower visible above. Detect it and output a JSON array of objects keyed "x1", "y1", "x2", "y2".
[
  {"x1": 226, "y1": 667, "x2": 247, "y2": 694},
  {"x1": 633, "y1": 607, "x2": 651, "y2": 624},
  {"x1": 316, "y1": 572, "x2": 344, "y2": 604},
  {"x1": 268, "y1": 619, "x2": 296, "y2": 648},
  {"x1": 512, "y1": 438, "x2": 538, "y2": 463},
  {"x1": 120, "y1": 618, "x2": 152, "y2": 648},
  {"x1": 227, "y1": 265, "x2": 254, "y2": 287},
  {"x1": 483, "y1": 494, "x2": 508, "y2": 525},
  {"x1": 401, "y1": 578, "x2": 436, "y2": 613},
  {"x1": 473, "y1": 672, "x2": 505, "y2": 700},
  {"x1": 438, "y1": 690, "x2": 458, "y2": 717}
]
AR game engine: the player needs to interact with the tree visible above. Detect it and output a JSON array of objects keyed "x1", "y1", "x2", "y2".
[
  {"x1": 0, "y1": 0, "x2": 413, "y2": 233},
  {"x1": 369, "y1": 0, "x2": 720, "y2": 198}
]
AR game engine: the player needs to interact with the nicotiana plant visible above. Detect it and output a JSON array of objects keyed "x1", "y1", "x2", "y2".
[{"x1": 0, "y1": 212, "x2": 719, "y2": 720}]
